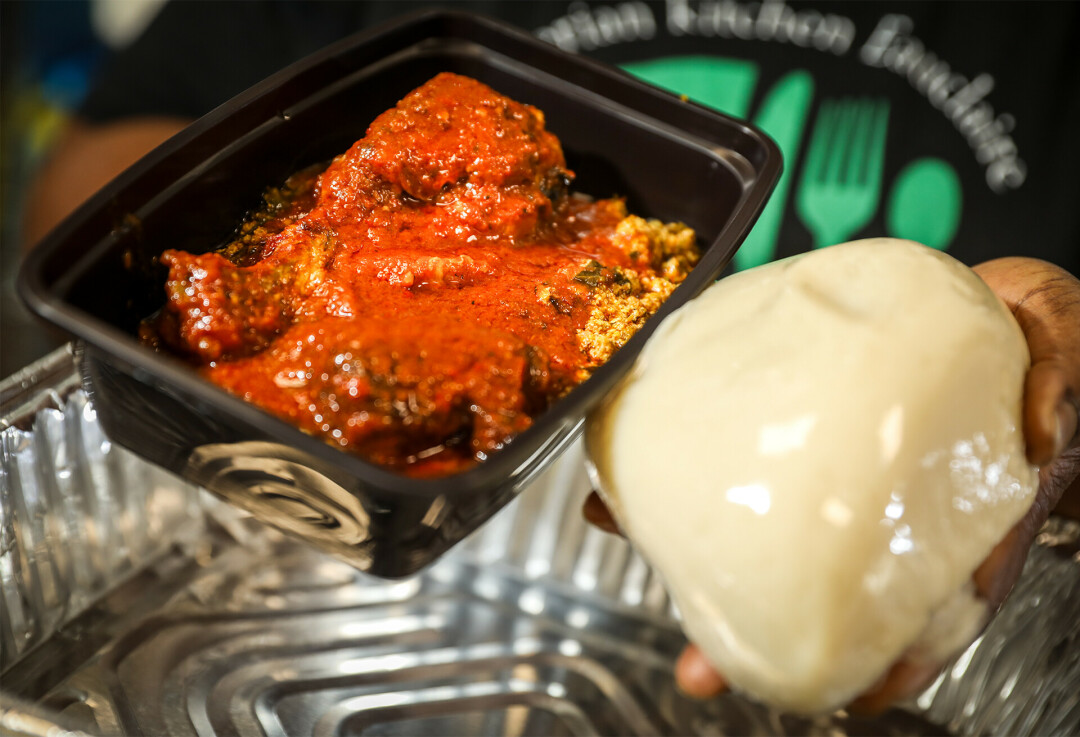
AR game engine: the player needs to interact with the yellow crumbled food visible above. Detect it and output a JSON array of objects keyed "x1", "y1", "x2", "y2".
[
  {"x1": 613, "y1": 214, "x2": 699, "y2": 276},
  {"x1": 578, "y1": 215, "x2": 699, "y2": 366}
]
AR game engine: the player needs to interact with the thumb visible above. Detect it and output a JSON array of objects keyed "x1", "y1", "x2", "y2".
[{"x1": 972, "y1": 258, "x2": 1080, "y2": 467}]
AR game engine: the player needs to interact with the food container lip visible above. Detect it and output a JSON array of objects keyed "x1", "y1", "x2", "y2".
[{"x1": 18, "y1": 8, "x2": 782, "y2": 498}]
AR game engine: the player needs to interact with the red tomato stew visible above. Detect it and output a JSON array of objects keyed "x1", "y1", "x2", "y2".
[{"x1": 144, "y1": 73, "x2": 699, "y2": 477}]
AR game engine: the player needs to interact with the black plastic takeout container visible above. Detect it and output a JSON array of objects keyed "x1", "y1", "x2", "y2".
[{"x1": 19, "y1": 10, "x2": 781, "y2": 577}]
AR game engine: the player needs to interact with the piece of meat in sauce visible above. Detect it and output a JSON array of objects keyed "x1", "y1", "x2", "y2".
[
  {"x1": 205, "y1": 317, "x2": 550, "y2": 477},
  {"x1": 316, "y1": 71, "x2": 570, "y2": 238}
]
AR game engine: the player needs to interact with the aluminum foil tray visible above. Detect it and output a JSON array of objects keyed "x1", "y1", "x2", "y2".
[{"x1": 2, "y1": 348, "x2": 1079, "y2": 736}]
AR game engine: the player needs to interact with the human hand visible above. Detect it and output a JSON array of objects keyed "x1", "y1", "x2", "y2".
[
  {"x1": 23, "y1": 117, "x2": 189, "y2": 250},
  {"x1": 583, "y1": 256, "x2": 1080, "y2": 710}
]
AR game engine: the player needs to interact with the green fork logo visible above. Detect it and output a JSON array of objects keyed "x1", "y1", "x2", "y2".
[{"x1": 796, "y1": 98, "x2": 889, "y2": 250}]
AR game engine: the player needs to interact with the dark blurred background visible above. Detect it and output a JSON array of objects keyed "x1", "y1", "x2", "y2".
[{"x1": 1, "y1": 0, "x2": 127, "y2": 378}]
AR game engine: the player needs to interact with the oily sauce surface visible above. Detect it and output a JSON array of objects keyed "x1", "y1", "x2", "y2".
[{"x1": 147, "y1": 73, "x2": 698, "y2": 476}]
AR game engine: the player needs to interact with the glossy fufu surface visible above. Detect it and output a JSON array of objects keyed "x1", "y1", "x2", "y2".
[{"x1": 585, "y1": 239, "x2": 1038, "y2": 713}]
